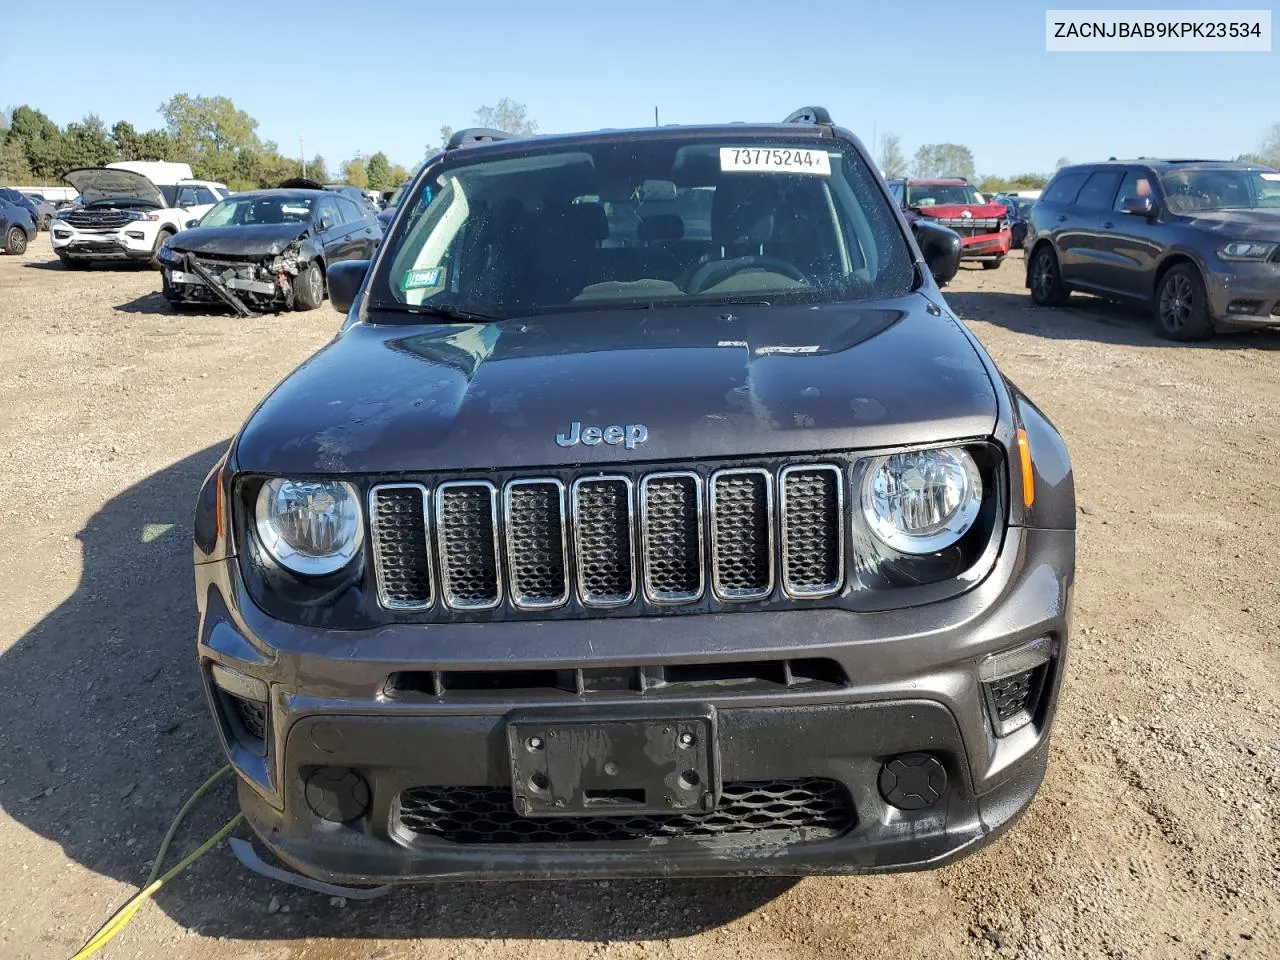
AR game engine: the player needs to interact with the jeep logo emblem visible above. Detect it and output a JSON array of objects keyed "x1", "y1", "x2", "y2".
[{"x1": 555, "y1": 421, "x2": 648, "y2": 450}]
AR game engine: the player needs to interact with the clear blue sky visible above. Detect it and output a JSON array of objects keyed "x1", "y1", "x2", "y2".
[{"x1": 5, "y1": 0, "x2": 1277, "y2": 175}]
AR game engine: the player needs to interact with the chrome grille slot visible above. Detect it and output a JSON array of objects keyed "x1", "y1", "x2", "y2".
[
  {"x1": 571, "y1": 477, "x2": 635, "y2": 607},
  {"x1": 640, "y1": 472, "x2": 704, "y2": 604},
  {"x1": 503, "y1": 479, "x2": 569, "y2": 609},
  {"x1": 710, "y1": 469, "x2": 774, "y2": 601},
  {"x1": 369, "y1": 483, "x2": 433, "y2": 609},
  {"x1": 780, "y1": 465, "x2": 844, "y2": 598},
  {"x1": 434, "y1": 482, "x2": 501, "y2": 610}
]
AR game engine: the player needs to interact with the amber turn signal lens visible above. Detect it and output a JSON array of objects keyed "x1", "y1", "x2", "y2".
[{"x1": 1015, "y1": 429, "x2": 1035, "y2": 508}]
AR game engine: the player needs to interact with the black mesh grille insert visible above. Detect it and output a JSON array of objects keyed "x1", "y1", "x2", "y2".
[
  {"x1": 435, "y1": 483, "x2": 500, "y2": 609},
  {"x1": 370, "y1": 485, "x2": 433, "y2": 608},
  {"x1": 781, "y1": 466, "x2": 842, "y2": 597},
  {"x1": 711, "y1": 470, "x2": 773, "y2": 599},
  {"x1": 573, "y1": 478, "x2": 634, "y2": 605},
  {"x1": 641, "y1": 474, "x2": 703, "y2": 602},
  {"x1": 505, "y1": 481, "x2": 568, "y2": 608},
  {"x1": 985, "y1": 665, "x2": 1047, "y2": 722},
  {"x1": 397, "y1": 778, "x2": 854, "y2": 844}
]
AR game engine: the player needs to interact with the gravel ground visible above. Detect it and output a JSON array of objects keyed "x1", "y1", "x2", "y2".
[{"x1": 0, "y1": 246, "x2": 1277, "y2": 960}]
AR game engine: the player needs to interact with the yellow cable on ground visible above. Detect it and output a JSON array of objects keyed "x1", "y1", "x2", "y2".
[{"x1": 69, "y1": 765, "x2": 242, "y2": 960}]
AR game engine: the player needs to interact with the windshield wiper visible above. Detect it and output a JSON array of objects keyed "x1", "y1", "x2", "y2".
[{"x1": 372, "y1": 302, "x2": 509, "y2": 323}]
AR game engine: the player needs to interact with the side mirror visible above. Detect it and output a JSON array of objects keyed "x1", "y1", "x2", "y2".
[
  {"x1": 185, "y1": 219, "x2": 200, "y2": 229},
  {"x1": 317, "y1": 216, "x2": 334, "y2": 232},
  {"x1": 1120, "y1": 196, "x2": 1156, "y2": 217},
  {"x1": 328, "y1": 259, "x2": 371, "y2": 314},
  {"x1": 913, "y1": 220, "x2": 963, "y2": 287}
]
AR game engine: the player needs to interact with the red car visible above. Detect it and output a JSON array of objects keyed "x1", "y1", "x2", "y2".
[{"x1": 888, "y1": 178, "x2": 1012, "y2": 269}]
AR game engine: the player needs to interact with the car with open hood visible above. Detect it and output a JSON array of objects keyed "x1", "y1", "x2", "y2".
[
  {"x1": 888, "y1": 177, "x2": 1013, "y2": 269},
  {"x1": 156, "y1": 187, "x2": 382, "y2": 314},
  {"x1": 50, "y1": 167, "x2": 229, "y2": 267},
  {"x1": 194, "y1": 108, "x2": 1074, "y2": 889}
]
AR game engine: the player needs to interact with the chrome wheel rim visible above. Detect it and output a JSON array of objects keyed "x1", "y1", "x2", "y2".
[
  {"x1": 1159, "y1": 274, "x2": 1193, "y2": 329},
  {"x1": 309, "y1": 267, "x2": 323, "y2": 301}
]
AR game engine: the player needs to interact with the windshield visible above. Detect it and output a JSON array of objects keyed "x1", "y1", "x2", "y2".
[
  {"x1": 372, "y1": 137, "x2": 913, "y2": 317},
  {"x1": 200, "y1": 195, "x2": 314, "y2": 227},
  {"x1": 1160, "y1": 168, "x2": 1280, "y2": 212},
  {"x1": 905, "y1": 183, "x2": 981, "y2": 206}
]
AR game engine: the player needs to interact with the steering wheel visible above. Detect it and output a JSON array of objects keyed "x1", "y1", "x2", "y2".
[{"x1": 686, "y1": 255, "x2": 808, "y2": 294}]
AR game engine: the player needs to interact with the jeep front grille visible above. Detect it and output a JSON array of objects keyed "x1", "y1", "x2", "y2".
[
  {"x1": 571, "y1": 477, "x2": 635, "y2": 606},
  {"x1": 434, "y1": 482, "x2": 501, "y2": 610},
  {"x1": 780, "y1": 465, "x2": 843, "y2": 597},
  {"x1": 710, "y1": 469, "x2": 774, "y2": 600},
  {"x1": 640, "y1": 472, "x2": 703, "y2": 603},
  {"x1": 367, "y1": 460, "x2": 857, "y2": 616},
  {"x1": 369, "y1": 484, "x2": 433, "y2": 609},
  {"x1": 504, "y1": 480, "x2": 569, "y2": 609},
  {"x1": 396, "y1": 778, "x2": 855, "y2": 845}
]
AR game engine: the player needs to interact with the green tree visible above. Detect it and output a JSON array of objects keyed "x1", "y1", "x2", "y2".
[
  {"x1": 389, "y1": 162, "x2": 410, "y2": 185},
  {"x1": 60, "y1": 114, "x2": 118, "y2": 169},
  {"x1": 432, "y1": 98, "x2": 538, "y2": 153},
  {"x1": 341, "y1": 156, "x2": 368, "y2": 187},
  {"x1": 307, "y1": 155, "x2": 331, "y2": 184},
  {"x1": 136, "y1": 129, "x2": 175, "y2": 161},
  {"x1": 111, "y1": 120, "x2": 141, "y2": 160},
  {"x1": 912, "y1": 143, "x2": 976, "y2": 180},
  {"x1": 365, "y1": 151, "x2": 394, "y2": 191},
  {"x1": 0, "y1": 134, "x2": 32, "y2": 184},
  {"x1": 8, "y1": 105, "x2": 64, "y2": 180},
  {"x1": 474, "y1": 98, "x2": 538, "y2": 137},
  {"x1": 876, "y1": 132, "x2": 908, "y2": 178},
  {"x1": 158, "y1": 94, "x2": 261, "y2": 181}
]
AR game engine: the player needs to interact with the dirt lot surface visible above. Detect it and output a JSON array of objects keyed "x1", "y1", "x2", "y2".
[{"x1": 0, "y1": 245, "x2": 1277, "y2": 960}]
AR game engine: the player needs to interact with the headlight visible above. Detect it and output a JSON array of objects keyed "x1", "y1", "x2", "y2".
[
  {"x1": 860, "y1": 447, "x2": 982, "y2": 554},
  {"x1": 254, "y1": 479, "x2": 364, "y2": 576},
  {"x1": 1218, "y1": 240, "x2": 1277, "y2": 261}
]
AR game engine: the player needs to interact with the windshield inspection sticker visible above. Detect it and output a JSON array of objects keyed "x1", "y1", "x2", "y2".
[
  {"x1": 402, "y1": 266, "x2": 445, "y2": 291},
  {"x1": 720, "y1": 147, "x2": 831, "y2": 175}
]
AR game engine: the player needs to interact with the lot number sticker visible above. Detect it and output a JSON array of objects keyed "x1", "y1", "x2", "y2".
[{"x1": 720, "y1": 147, "x2": 831, "y2": 175}]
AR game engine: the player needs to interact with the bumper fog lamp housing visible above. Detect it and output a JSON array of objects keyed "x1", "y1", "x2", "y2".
[{"x1": 980, "y1": 636, "x2": 1054, "y2": 737}]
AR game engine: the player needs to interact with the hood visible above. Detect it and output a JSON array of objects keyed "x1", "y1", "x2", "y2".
[
  {"x1": 62, "y1": 167, "x2": 166, "y2": 208},
  {"x1": 912, "y1": 203, "x2": 1008, "y2": 220},
  {"x1": 1178, "y1": 207, "x2": 1280, "y2": 240},
  {"x1": 235, "y1": 296, "x2": 1000, "y2": 475},
  {"x1": 169, "y1": 223, "x2": 311, "y2": 257}
]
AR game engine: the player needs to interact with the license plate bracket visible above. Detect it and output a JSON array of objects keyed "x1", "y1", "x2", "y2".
[{"x1": 506, "y1": 706, "x2": 718, "y2": 817}]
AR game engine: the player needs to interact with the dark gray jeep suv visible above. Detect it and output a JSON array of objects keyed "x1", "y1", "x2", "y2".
[
  {"x1": 1026, "y1": 159, "x2": 1280, "y2": 340},
  {"x1": 194, "y1": 108, "x2": 1075, "y2": 886}
]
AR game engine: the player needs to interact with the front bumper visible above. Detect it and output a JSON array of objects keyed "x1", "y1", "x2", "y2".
[
  {"x1": 196, "y1": 524, "x2": 1073, "y2": 883},
  {"x1": 959, "y1": 230, "x2": 1013, "y2": 261},
  {"x1": 1203, "y1": 259, "x2": 1280, "y2": 328},
  {"x1": 50, "y1": 227, "x2": 156, "y2": 261}
]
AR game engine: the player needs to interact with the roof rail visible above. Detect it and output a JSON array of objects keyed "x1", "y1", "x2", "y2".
[
  {"x1": 446, "y1": 128, "x2": 513, "y2": 150},
  {"x1": 782, "y1": 106, "x2": 833, "y2": 126}
]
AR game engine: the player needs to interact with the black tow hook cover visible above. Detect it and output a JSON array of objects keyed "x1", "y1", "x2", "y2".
[{"x1": 878, "y1": 753, "x2": 948, "y2": 810}]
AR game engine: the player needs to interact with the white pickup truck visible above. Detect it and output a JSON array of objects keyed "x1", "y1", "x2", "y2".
[{"x1": 50, "y1": 162, "x2": 230, "y2": 268}]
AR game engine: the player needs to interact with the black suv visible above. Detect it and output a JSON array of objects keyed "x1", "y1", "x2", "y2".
[
  {"x1": 195, "y1": 108, "x2": 1075, "y2": 886},
  {"x1": 1026, "y1": 159, "x2": 1280, "y2": 340}
]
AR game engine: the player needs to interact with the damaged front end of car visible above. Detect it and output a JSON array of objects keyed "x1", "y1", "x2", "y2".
[{"x1": 165, "y1": 247, "x2": 307, "y2": 316}]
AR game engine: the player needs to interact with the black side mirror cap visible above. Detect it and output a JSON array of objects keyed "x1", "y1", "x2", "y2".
[
  {"x1": 328, "y1": 259, "x2": 371, "y2": 314},
  {"x1": 912, "y1": 220, "x2": 963, "y2": 287},
  {"x1": 185, "y1": 219, "x2": 200, "y2": 229}
]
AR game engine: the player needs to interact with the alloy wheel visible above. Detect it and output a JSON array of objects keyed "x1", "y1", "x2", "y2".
[{"x1": 1159, "y1": 274, "x2": 1193, "y2": 331}]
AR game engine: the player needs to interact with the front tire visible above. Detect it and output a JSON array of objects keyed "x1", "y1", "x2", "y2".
[
  {"x1": 292, "y1": 260, "x2": 325, "y2": 311},
  {"x1": 1029, "y1": 246, "x2": 1069, "y2": 306},
  {"x1": 1154, "y1": 264, "x2": 1213, "y2": 341},
  {"x1": 151, "y1": 229, "x2": 175, "y2": 269},
  {"x1": 4, "y1": 226, "x2": 27, "y2": 255},
  {"x1": 982, "y1": 257, "x2": 1004, "y2": 271}
]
